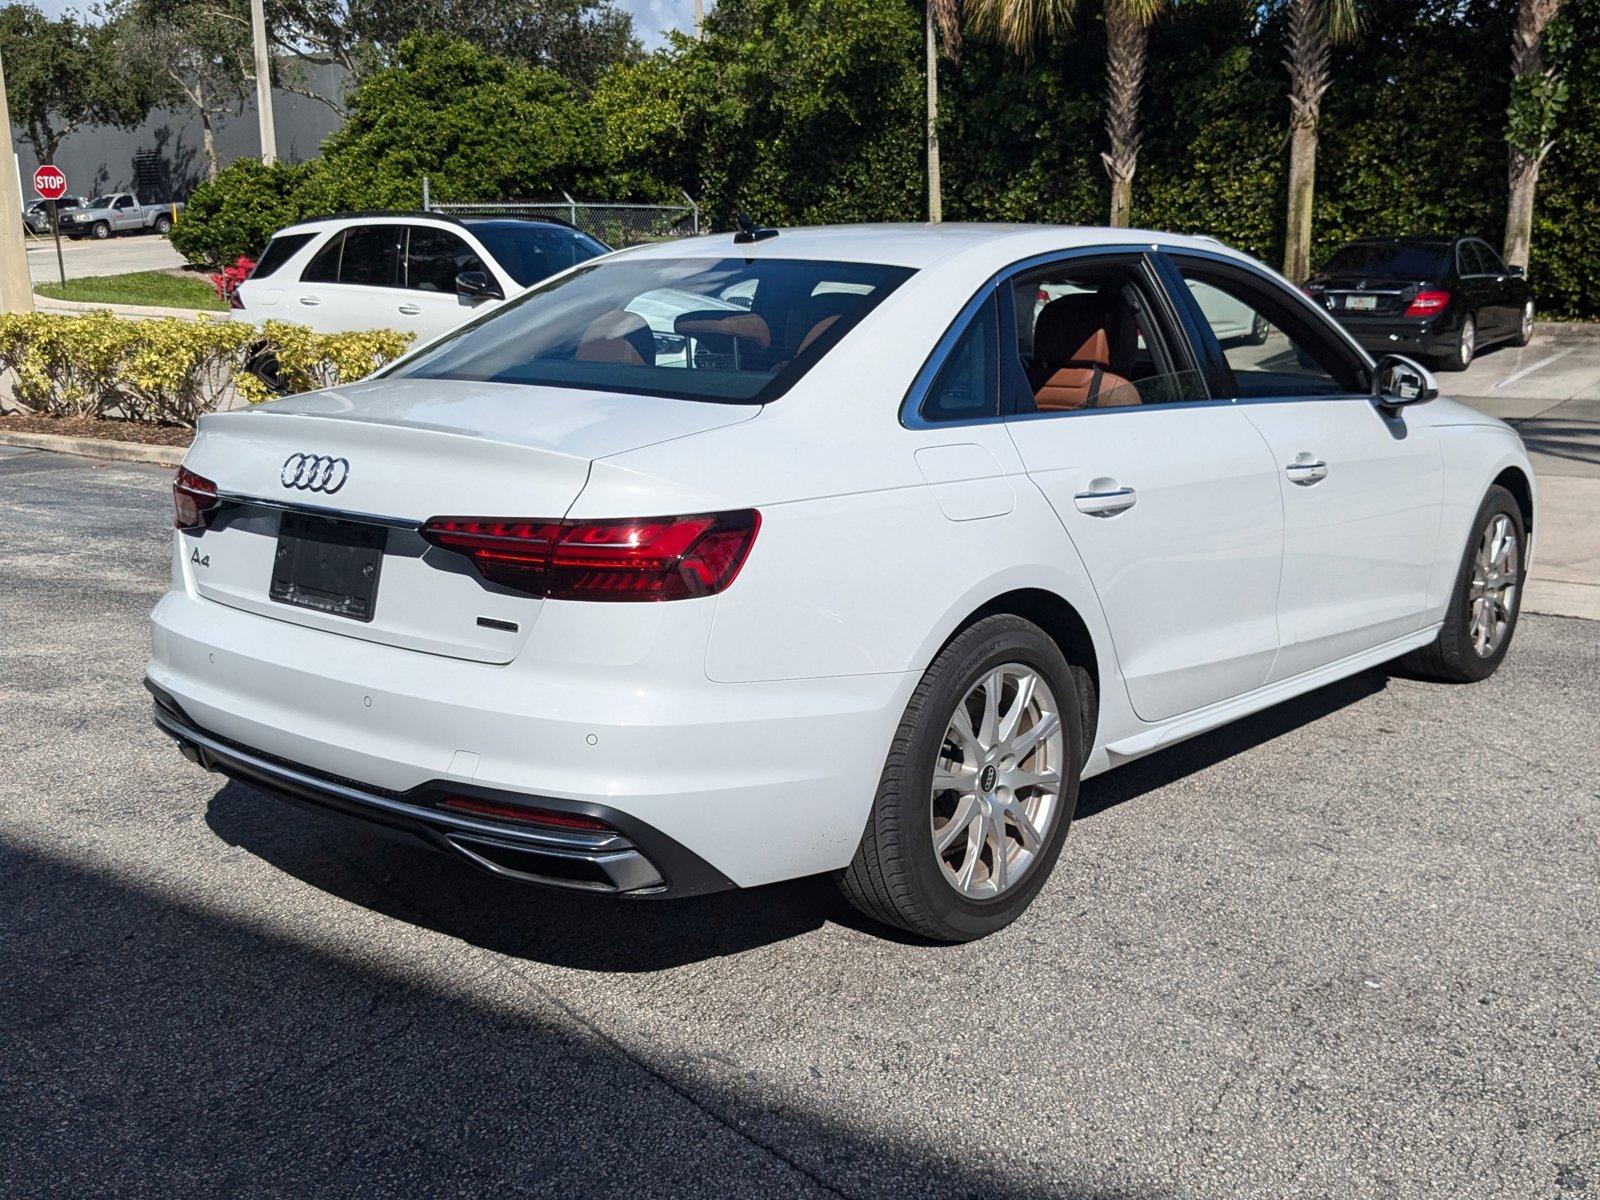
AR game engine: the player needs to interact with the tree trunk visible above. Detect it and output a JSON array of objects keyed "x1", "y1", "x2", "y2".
[
  {"x1": 926, "y1": 1, "x2": 942, "y2": 223},
  {"x1": 1101, "y1": 0, "x2": 1147, "y2": 229},
  {"x1": 201, "y1": 114, "x2": 219, "y2": 183},
  {"x1": 1502, "y1": 0, "x2": 1565, "y2": 269},
  {"x1": 1282, "y1": 0, "x2": 1330, "y2": 284},
  {"x1": 1504, "y1": 155, "x2": 1540, "y2": 270},
  {"x1": 1284, "y1": 122, "x2": 1317, "y2": 284}
]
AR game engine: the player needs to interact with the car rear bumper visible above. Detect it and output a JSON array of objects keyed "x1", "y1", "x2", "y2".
[
  {"x1": 147, "y1": 589, "x2": 914, "y2": 889},
  {"x1": 148, "y1": 680, "x2": 732, "y2": 897},
  {"x1": 1336, "y1": 314, "x2": 1460, "y2": 358}
]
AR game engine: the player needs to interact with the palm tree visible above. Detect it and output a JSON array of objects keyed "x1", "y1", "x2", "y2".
[
  {"x1": 1280, "y1": 0, "x2": 1360, "y2": 284},
  {"x1": 1503, "y1": 0, "x2": 1568, "y2": 270},
  {"x1": 968, "y1": 0, "x2": 1166, "y2": 227},
  {"x1": 926, "y1": 0, "x2": 963, "y2": 222}
]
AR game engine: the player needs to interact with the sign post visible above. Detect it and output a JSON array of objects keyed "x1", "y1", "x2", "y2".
[{"x1": 33, "y1": 164, "x2": 68, "y2": 287}]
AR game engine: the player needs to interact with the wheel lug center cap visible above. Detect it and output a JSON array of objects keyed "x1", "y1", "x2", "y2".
[{"x1": 979, "y1": 764, "x2": 999, "y2": 794}]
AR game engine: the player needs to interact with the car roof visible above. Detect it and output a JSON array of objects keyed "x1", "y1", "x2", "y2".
[
  {"x1": 611, "y1": 223, "x2": 1253, "y2": 270},
  {"x1": 1341, "y1": 235, "x2": 1457, "y2": 247},
  {"x1": 274, "y1": 211, "x2": 583, "y2": 237}
]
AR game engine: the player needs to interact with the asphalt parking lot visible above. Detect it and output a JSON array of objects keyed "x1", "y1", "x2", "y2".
[{"x1": 2, "y1": 434, "x2": 1597, "y2": 1196}]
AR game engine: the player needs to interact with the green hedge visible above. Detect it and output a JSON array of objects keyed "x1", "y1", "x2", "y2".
[{"x1": 0, "y1": 312, "x2": 413, "y2": 426}]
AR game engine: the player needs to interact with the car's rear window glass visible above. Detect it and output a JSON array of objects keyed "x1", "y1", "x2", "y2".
[
  {"x1": 465, "y1": 223, "x2": 609, "y2": 287},
  {"x1": 388, "y1": 257, "x2": 915, "y2": 405},
  {"x1": 339, "y1": 226, "x2": 403, "y2": 287},
  {"x1": 252, "y1": 233, "x2": 315, "y2": 279},
  {"x1": 1322, "y1": 243, "x2": 1451, "y2": 277}
]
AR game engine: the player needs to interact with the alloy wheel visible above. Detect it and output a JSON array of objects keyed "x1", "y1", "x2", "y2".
[
  {"x1": 1468, "y1": 513, "x2": 1519, "y2": 658},
  {"x1": 1459, "y1": 316, "x2": 1476, "y2": 367},
  {"x1": 930, "y1": 663, "x2": 1065, "y2": 899},
  {"x1": 1521, "y1": 302, "x2": 1535, "y2": 343}
]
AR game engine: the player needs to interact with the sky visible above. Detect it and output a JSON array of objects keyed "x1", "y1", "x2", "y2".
[{"x1": 30, "y1": 0, "x2": 700, "y2": 50}]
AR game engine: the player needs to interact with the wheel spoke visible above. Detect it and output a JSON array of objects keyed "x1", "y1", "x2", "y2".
[
  {"x1": 989, "y1": 822, "x2": 1009, "y2": 892},
  {"x1": 977, "y1": 670, "x2": 1003, "y2": 747},
  {"x1": 932, "y1": 761, "x2": 977, "y2": 795},
  {"x1": 1010, "y1": 710, "x2": 1060, "y2": 762},
  {"x1": 957, "y1": 815, "x2": 985, "y2": 890},
  {"x1": 947, "y1": 706, "x2": 983, "y2": 761},
  {"x1": 934, "y1": 794, "x2": 979, "y2": 854},
  {"x1": 1004, "y1": 804, "x2": 1044, "y2": 852},
  {"x1": 997, "y1": 672, "x2": 1036, "y2": 744},
  {"x1": 1008, "y1": 768, "x2": 1061, "y2": 794}
]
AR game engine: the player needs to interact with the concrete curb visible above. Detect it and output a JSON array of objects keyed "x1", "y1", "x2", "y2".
[
  {"x1": 1542, "y1": 320, "x2": 1600, "y2": 340},
  {"x1": 33, "y1": 294, "x2": 226, "y2": 321},
  {"x1": 0, "y1": 429, "x2": 187, "y2": 468}
]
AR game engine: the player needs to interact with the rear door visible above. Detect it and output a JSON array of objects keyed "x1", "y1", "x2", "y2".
[
  {"x1": 1469, "y1": 239, "x2": 1518, "y2": 337},
  {"x1": 400, "y1": 224, "x2": 498, "y2": 341},
  {"x1": 999, "y1": 251, "x2": 1285, "y2": 723},
  {"x1": 1455, "y1": 241, "x2": 1504, "y2": 340},
  {"x1": 1164, "y1": 252, "x2": 1443, "y2": 683}
]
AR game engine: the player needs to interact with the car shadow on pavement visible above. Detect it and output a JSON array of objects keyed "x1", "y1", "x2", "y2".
[
  {"x1": 2, "y1": 837, "x2": 1130, "y2": 1200},
  {"x1": 206, "y1": 782, "x2": 851, "y2": 972},
  {"x1": 1505, "y1": 418, "x2": 1600, "y2": 469},
  {"x1": 1075, "y1": 666, "x2": 1392, "y2": 820}
]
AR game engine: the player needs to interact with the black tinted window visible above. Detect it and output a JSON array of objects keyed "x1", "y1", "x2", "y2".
[
  {"x1": 390, "y1": 257, "x2": 914, "y2": 405},
  {"x1": 920, "y1": 295, "x2": 998, "y2": 422},
  {"x1": 466, "y1": 223, "x2": 608, "y2": 287},
  {"x1": 405, "y1": 226, "x2": 476, "y2": 292},
  {"x1": 339, "y1": 226, "x2": 402, "y2": 287},
  {"x1": 301, "y1": 233, "x2": 342, "y2": 283},
  {"x1": 252, "y1": 233, "x2": 315, "y2": 279},
  {"x1": 1322, "y1": 243, "x2": 1451, "y2": 278}
]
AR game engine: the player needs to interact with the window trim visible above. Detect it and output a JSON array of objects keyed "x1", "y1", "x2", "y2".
[{"x1": 1157, "y1": 249, "x2": 1373, "y2": 402}]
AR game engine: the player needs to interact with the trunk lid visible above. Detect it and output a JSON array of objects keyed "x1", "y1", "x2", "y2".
[{"x1": 181, "y1": 378, "x2": 757, "y2": 663}]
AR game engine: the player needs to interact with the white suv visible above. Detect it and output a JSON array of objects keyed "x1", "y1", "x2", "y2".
[
  {"x1": 232, "y1": 212, "x2": 609, "y2": 342},
  {"x1": 153, "y1": 224, "x2": 1533, "y2": 941}
]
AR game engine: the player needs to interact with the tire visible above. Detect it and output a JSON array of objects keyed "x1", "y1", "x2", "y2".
[
  {"x1": 1246, "y1": 313, "x2": 1271, "y2": 346},
  {"x1": 837, "y1": 614, "x2": 1083, "y2": 942},
  {"x1": 1514, "y1": 299, "x2": 1535, "y2": 347},
  {"x1": 153, "y1": 214, "x2": 173, "y2": 235},
  {"x1": 1438, "y1": 313, "x2": 1475, "y2": 372},
  {"x1": 90, "y1": 220, "x2": 111, "y2": 240},
  {"x1": 1401, "y1": 484, "x2": 1525, "y2": 683}
]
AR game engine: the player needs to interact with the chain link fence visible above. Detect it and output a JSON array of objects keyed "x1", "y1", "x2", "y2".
[{"x1": 426, "y1": 190, "x2": 701, "y2": 248}]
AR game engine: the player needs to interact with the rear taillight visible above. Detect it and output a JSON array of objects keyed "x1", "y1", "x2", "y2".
[
  {"x1": 1405, "y1": 289, "x2": 1451, "y2": 317},
  {"x1": 420, "y1": 510, "x2": 760, "y2": 602},
  {"x1": 173, "y1": 466, "x2": 218, "y2": 530},
  {"x1": 438, "y1": 794, "x2": 613, "y2": 832}
]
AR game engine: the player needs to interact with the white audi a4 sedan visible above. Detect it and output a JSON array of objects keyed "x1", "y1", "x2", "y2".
[{"x1": 148, "y1": 224, "x2": 1535, "y2": 941}]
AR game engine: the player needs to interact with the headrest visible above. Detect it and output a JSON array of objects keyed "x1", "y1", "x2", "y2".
[
  {"x1": 1034, "y1": 293, "x2": 1119, "y2": 370},
  {"x1": 575, "y1": 310, "x2": 655, "y2": 365},
  {"x1": 674, "y1": 310, "x2": 773, "y2": 349}
]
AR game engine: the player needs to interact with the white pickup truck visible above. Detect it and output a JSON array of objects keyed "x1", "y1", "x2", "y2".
[{"x1": 60, "y1": 193, "x2": 184, "y2": 240}]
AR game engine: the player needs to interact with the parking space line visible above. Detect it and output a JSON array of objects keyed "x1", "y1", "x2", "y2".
[{"x1": 1494, "y1": 348, "x2": 1576, "y2": 389}]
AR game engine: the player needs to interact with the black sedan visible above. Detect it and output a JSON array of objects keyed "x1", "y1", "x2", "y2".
[{"x1": 1306, "y1": 236, "x2": 1534, "y2": 371}]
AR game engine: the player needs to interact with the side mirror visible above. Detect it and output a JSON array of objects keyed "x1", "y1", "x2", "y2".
[
  {"x1": 1373, "y1": 354, "x2": 1439, "y2": 409},
  {"x1": 1507, "y1": 264, "x2": 1527, "y2": 278},
  {"x1": 455, "y1": 269, "x2": 503, "y2": 301}
]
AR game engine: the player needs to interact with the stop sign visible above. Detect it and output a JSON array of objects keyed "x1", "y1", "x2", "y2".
[{"x1": 33, "y1": 165, "x2": 68, "y2": 201}]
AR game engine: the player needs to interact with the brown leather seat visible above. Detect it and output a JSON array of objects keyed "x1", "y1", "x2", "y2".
[
  {"x1": 1030, "y1": 294, "x2": 1139, "y2": 411},
  {"x1": 673, "y1": 311, "x2": 773, "y2": 349},
  {"x1": 575, "y1": 310, "x2": 656, "y2": 365},
  {"x1": 783, "y1": 293, "x2": 864, "y2": 358}
]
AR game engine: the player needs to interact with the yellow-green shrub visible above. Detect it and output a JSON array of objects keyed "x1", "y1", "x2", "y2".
[
  {"x1": 233, "y1": 322, "x2": 415, "y2": 404},
  {"x1": 0, "y1": 312, "x2": 414, "y2": 426}
]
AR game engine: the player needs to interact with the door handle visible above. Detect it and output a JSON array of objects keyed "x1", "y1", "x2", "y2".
[
  {"x1": 397, "y1": 303, "x2": 422, "y2": 316},
  {"x1": 1073, "y1": 485, "x2": 1138, "y2": 516},
  {"x1": 1285, "y1": 458, "x2": 1329, "y2": 486},
  {"x1": 298, "y1": 295, "x2": 320, "y2": 307}
]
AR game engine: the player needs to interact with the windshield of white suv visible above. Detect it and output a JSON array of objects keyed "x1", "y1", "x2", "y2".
[{"x1": 389, "y1": 256, "x2": 915, "y2": 404}]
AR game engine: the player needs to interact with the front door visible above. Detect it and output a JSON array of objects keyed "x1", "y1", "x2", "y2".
[
  {"x1": 999, "y1": 253, "x2": 1285, "y2": 723},
  {"x1": 1167, "y1": 254, "x2": 1443, "y2": 683}
]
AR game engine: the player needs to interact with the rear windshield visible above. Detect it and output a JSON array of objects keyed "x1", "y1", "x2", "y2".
[
  {"x1": 467, "y1": 223, "x2": 609, "y2": 287},
  {"x1": 1321, "y1": 243, "x2": 1451, "y2": 278},
  {"x1": 389, "y1": 256, "x2": 915, "y2": 404}
]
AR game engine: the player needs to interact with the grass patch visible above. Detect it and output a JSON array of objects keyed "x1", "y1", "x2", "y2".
[{"x1": 35, "y1": 270, "x2": 226, "y2": 312}]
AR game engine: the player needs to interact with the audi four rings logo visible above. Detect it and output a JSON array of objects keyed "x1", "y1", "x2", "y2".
[{"x1": 281, "y1": 453, "x2": 350, "y2": 493}]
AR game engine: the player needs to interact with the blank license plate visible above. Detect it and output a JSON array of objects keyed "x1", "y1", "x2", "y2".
[
  {"x1": 1345, "y1": 295, "x2": 1378, "y2": 311},
  {"x1": 269, "y1": 512, "x2": 386, "y2": 622}
]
